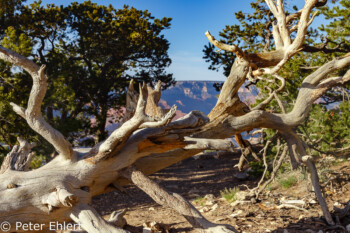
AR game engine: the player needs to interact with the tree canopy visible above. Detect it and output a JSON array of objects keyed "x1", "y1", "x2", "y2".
[
  {"x1": 0, "y1": 0, "x2": 174, "y2": 158},
  {"x1": 203, "y1": 0, "x2": 350, "y2": 161}
]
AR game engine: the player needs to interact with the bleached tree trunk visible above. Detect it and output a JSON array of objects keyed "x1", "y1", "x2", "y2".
[{"x1": 0, "y1": 0, "x2": 349, "y2": 231}]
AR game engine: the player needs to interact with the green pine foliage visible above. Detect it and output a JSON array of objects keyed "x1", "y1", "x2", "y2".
[
  {"x1": 0, "y1": 1, "x2": 174, "y2": 161},
  {"x1": 203, "y1": 0, "x2": 350, "y2": 174},
  {"x1": 301, "y1": 101, "x2": 350, "y2": 153}
]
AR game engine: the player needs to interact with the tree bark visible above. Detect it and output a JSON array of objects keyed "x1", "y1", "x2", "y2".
[{"x1": 0, "y1": 1, "x2": 349, "y2": 231}]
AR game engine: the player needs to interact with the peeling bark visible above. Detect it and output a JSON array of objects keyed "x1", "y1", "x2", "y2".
[{"x1": 0, "y1": 138, "x2": 35, "y2": 174}]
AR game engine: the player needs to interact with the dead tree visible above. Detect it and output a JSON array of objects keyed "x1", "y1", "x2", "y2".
[{"x1": 0, "y1": 0, "x2": 349, "y2": 232}]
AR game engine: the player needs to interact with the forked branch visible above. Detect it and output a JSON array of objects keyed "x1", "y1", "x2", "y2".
[
  {"x1": 260, "y1": 0, "x2": 320, "y2": 75},
  {"x1": 0, "y1": 46, "x2": 74, "y2": 159},
  {"x1": 85, "y1": 83, "x2": 177, "y2": 163},
  {"x1": 205, "y1": 31, "x2": 245, "y2": 59}
]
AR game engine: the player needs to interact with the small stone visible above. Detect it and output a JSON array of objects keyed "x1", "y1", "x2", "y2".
[
  {"x1": 346, "y1": 224, "x2": 350, "y2": 232},
  {"x1": 205, "y1": 200, "x2": 214, "y2": 206},
  {"x1": 283, "y1": 230, "x2": 289, "y2": 233},
  {"x1": 334, "y1": 201, "x2": 341, "y2": 206},
  {"x1": 148, "y1": 207, "x2": 155, "y2": 211},
  {"x1": 230, "y1": 201, "x2": 239, "y2": 207},
  {"x1": 199, "y1": 207, "x2": 210, "y2": 213},
  {"x1": 204, "y1": 194, "x2": 215, "y2": 201},
  {"x1": 210, "y1": 203, "x2": 218, "y2": 211},
  {"x1": 317, "y1": 230, "x2": 323, "y2": 233},
  {"x1": 234, "y1": 171, "x2": 249, "y2": 180},
  {"x1": 235, "y1": 191, "x2": 249, "y2": 201},
  {"x1": 229, "y1": 209, "x2": 243, "y2": 218},
  {"x1": 309, "y1": 199, "x2": 317, "y2": 204}
]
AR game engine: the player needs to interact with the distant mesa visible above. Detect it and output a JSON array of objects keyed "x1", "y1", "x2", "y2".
[
  {"x1": 161, "y1": 80, "x2": 257, "y2": 116},
  {"x1": 104, "y1": 80, "x2": 257, "y2": 134}
]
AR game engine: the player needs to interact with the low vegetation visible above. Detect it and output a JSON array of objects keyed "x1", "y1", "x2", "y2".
[{"x1": 220, "y1": 187, "x2": 240, "y2": 203}]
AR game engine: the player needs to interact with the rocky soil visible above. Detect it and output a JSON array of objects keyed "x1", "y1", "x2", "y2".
[{"x1": 93, "y1": 151, "x2": 350, "y2": 233}]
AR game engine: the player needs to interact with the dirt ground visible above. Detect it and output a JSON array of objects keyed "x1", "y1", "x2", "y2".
[{"x1": 92, "y1": 151, "x2": 350, "y2": 233}]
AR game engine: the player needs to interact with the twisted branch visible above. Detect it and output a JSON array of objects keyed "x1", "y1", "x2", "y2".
[{"x1": 0, "y1": 46, "x2": 74, "y2": 159}]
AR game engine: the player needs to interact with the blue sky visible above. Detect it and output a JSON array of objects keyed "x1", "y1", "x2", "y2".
[
  {"x1": 29, "y1": 0, "x2": 257, "y2": 81},
  {"x1": 110, "y1": 0, "x2": 256, "y2": 81},
  {"x1": 30, "y1": 0, "x2": 324, "y2": 81},
  {"x1": 112, "y1": 0, "x2": 259, "y2": 81}
]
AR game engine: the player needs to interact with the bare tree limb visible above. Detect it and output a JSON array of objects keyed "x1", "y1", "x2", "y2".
[
  {"x1": 305, "y1": 158, "x2": 335, "y2": 225},
  {"x1": 235, "y1": 133, "x2": 260, "y2": 171},
  {"x1": 255, "y1": 145, "x2": 288, "y2": 197},
  {"x1": 283, "y1": 130, "x2": 335, "y2": 225},
  {"x1": 205, "y1": 31, "x2": 245, "y2": 59},
  {"x1": 253, "y1": 0, "x2": 320, "y2": 75},
  {"x1": 70, "y1": 204, "x2": 130, "y2": 233},
  {"x1": 252, "y1": 74, "x2": 286, "y2": 111},
  {"x1": 0, "y1": 46, "x2": 74, "y2": 160},
  {"x1": 145, "y1": 80, "x2": 166, "y2": 119},
  {"x1": 85, "y1": 83, "x2": 178, "y2": 163},
  {"x1": 139, "y1": 104, "x2": 177, "y2": 128},
  {"x1": 121, "y1": 166, "x2": 239, "y2": 233},
  {"x1": 184, "y1": 137, "x2": 236, "y2": 151},
  {"x1": 276, "y1": 0, "x2": 292, "y2": 46},
  {"x1": 0, "y1": 46, "x2": 39, "y2": 76}
]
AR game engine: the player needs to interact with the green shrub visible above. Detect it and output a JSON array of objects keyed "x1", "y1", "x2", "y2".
[
  {"x1": 193, "y1": 196, "x2": 206, "y2": 206},
  {"x1": 279, "y1": 175, "x2": 297, "y2": 189},
  {"x1": 30, "y1": 154, "x2": 46, "y2": 169},
  {"x1": 220, "y1": 187, "x2": 239, "y2": 203}
]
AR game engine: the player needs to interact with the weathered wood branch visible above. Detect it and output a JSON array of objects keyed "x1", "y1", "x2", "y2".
[
  {"x1": 255, "y1": 145, "x2": 288, "y2": 197},
  {"x1": 267, "y1": 0, "x2": 292, "y2": 47},
  {"x1": 122, "y1": 79, "x2": 139, "y2": 123},
  {"x1": 145, "y1": 80, "x2": 166, "y2": 119},
  {"x1": 0, "y1": 138, "x2": 35, "y2": 174},
  {"x1": 121, "y1": 166, "x2": 239, "y2": 233},
  {"x1": 253, "y1": 74, "x2": 286, "y2": 111},
  {"x1": 0, "y1": 2, "x2": 349, "y2": 231},
  {"x1": 184, "y1": 137, "x2": 235, "y2": 151},
  {"x1": 205, "y1": 31, "x2": 245, "y2": 59},
  {"x1": 281, "y1": 130, "x2": 335, "y2": 225},
  {"x1": 70, "y1": 204, "x2": 130, "y2": 233},
  {"x1": 304, "y1": 158, "x2": 335, "y2": 225},
  {"x1": 0, "y1": 45, "x2": 74, "y2": 160},
  {"x1": 0, "y1": 46, "x2": 39, "y2": 76},
  {"x1": 127, "y1": 61, "x2": 350, "y2": 187},
  {"x1": 235, "y1": 133, "x2": 260, "y2": 171},
  {"x1": 208, "y1": 58, "x2": 250, "y2": 121},
  {"x1": 84, "y1": 83, "x2": 177, "y2": 163},
  {"x1": 245, "y1": 0, "x2": 322, "y2": 76}
]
